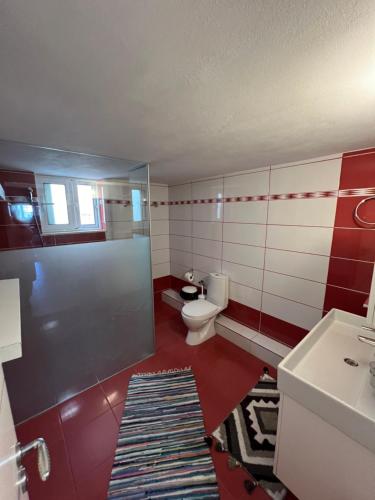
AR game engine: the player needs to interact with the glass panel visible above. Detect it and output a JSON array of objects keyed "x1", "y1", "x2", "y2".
[
  {"x1": 44, "y1": 183, "x2": 69, "y2": 225},
  {"x1": 77, "y1": 183, "x2": 96, "y2": 225},
  {"x1": 0, "y1": 142, "x2": 153, "y2": 424},
  {"x1": 0, "y1": 238, "x2": 154, "y2": 422}
]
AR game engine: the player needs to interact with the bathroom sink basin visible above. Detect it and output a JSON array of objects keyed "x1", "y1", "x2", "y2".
[{"x1": 278, "y1": 308, "x2": 375, "y2": 453}]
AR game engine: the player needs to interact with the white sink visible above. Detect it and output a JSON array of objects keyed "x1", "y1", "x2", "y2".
[{"x1": 278, "y1": 308, "x2": 375, "y2": 453}]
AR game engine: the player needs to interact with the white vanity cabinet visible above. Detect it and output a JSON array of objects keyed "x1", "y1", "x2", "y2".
[{"x1": 274, "y1": 308, "x2": 375, "y2": 500}]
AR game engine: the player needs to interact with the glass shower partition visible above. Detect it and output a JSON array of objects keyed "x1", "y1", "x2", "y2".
[{"x1": 0, "y1": 142, "x2": 155, "y2": 423}]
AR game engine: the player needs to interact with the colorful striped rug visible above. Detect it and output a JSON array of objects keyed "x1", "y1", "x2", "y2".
[{"x1": 107, "y1": 367, "x2": 219, "y2": 499}]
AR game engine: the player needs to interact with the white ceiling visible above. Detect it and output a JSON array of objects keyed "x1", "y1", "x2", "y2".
[{"x1": 0, "y1": 0, "x2": 374, "y2": 185}]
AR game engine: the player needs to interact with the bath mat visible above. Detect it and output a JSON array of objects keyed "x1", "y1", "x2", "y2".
[
  {"x1": 212, "y1": 374, "x2": 287, "y2": 500},
  {"x1": 107, "y1": 367, "x2": 219, "y2": 499}
]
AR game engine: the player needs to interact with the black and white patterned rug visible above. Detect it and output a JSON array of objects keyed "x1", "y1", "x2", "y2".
[{"x1": 212, "y1": 374, "x2": 286, "y2": 499}]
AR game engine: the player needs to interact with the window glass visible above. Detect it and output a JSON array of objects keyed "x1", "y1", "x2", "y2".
[
  {"x1": 77, "y1": 184, "x2": 96, "y2": 225},
  {"x1": 44, "y1": 183, "x2": 69, "y2": 225},
  {"x1": 131, "y1": 189, "x2": 142, "y2": 222}
]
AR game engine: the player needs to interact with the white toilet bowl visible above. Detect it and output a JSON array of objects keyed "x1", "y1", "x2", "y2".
[
  {"x1": 182, "y1": 299, "x2": 219, "y2": 345},
  {"x1": 181, "y1": 273, "x2": 229, "y2": 345}
]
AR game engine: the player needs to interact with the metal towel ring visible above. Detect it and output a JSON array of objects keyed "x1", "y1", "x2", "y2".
[{"x1": 353, "y1": 196, "x2": 375, "y2": 228}]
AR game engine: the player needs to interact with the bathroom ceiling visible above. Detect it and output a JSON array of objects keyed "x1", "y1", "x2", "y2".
[{"x1": 0, "y1": 0, "x2": 374, "y2": 185}]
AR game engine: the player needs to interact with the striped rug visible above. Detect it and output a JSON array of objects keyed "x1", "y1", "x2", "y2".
[{"x1": 107, "y1": 367, "x2": 219, "y2": 499}]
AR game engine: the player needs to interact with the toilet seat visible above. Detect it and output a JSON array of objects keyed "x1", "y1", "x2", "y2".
[{"x1": 182, "y1": 299, "x2": 218, "y2": 320}]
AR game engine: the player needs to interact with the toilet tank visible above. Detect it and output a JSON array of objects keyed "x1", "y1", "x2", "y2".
[{"x1": 206, "y1": 273, "x2": 229, "y2": 308}]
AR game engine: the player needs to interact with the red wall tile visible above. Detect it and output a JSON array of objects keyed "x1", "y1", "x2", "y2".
[
  {"x1": 326, "y1": 257, "x2": 373, "y2": 294},
  {"x1": 324, "y1": 284, "x2": 368, "y2": 317},
  {"x1": 343, "y1": 148, "x2": 375, "y2": 157},
  {"x1": 153, "y1": 275, "x2": 172, "y2": 293},
  {"x1": 0, "y1": 170, "x2": 36, "y2": 198},
  {"x1": 335, "y1": 196, "x2": 375, "y2": 229},
  {"x1": 0, "y1": 202, "x2": 13, "y2": 225},
  {"x1": 171, "y1": 275, "x2": 192, "y2": 290},
  {"x1": 259, "y1": 313, "x2": 308, "y2": 348},
  {"x1": 0, "y1": 225, "x2": 42, "y2": 250},
  {"x1": 340, "y1": 152, "x2": 375, "y2": 189},
  {"x1": 53, "y1": 231, "x2": 106, "y2": 245},
  {"x1": 330, "y1": 228, "x2": 375, "y2": 262},
  {"x1": 222, "y1": 299, "x2": 260, "y2": 331}
]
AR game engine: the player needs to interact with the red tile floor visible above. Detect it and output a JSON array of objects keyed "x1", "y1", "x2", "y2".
[{"x1": 17, "y1": 299, "x2": 297, "y2": 499}]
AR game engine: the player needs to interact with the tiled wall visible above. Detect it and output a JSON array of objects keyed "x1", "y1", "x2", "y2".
[
  {"x1": 324, "y1": 149, "x2": 375, "y2": 315},
  {"x1": 167, "y1": 150, "x2": 375, "y2": 347},
  {"x1": 150, "y1": 184, "x2": 170, "y2": 280}
]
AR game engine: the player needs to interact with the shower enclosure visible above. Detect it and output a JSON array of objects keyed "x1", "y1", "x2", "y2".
[{"x1": 0, "y1": 140, "x2": 155, "y2": 423}]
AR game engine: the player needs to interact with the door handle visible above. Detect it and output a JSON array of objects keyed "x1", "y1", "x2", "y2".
[{"x1": 16, "y1": 438, "x2": 50, "y2": 493}]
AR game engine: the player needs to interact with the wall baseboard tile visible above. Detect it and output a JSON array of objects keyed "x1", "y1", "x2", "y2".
[
  {"x1": 161, "y1": 289, "x2": 291, "y2": 366},
  {"x1": 215, "y1": 315, "x2": 291, "y2": 368}
]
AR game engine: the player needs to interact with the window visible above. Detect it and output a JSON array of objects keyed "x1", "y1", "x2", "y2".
[
  {"x1": 44, "y1": 183, "x2": 69, "y2": 225},
  {"x1": 36, "y1": 175, "x2": 101, "y2": 233},
  {"x1": 131, "y1": 188, "x2": 142, "y2": 222}
]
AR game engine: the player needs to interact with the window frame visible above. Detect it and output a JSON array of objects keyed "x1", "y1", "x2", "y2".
[{"x1": 36, "y1": 175, "x2": 101, "y2": 234}]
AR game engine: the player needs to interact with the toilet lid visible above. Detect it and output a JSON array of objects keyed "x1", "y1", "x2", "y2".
[{"x1": 182, "y1": 299, "x2": 218, "y2": 318}]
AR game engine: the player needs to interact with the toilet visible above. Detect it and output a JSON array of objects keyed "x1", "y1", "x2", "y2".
[{"x1": 181, "y1": 273, "x2": 229, "y2": 345}]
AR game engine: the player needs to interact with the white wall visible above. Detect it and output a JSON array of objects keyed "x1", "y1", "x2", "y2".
[
  {"x1": 150, "y1": 184, "x2": 170, "y2": 279},
  {"x1": 168, "y1": 156, "x2": 342, "y2": 332}
]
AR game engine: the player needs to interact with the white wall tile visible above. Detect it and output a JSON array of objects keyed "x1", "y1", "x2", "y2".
[
  {"x1": 192, "y1": 202, "x2": 223, "y2": 221},
  {"x1": 151, "y1": 234, "x2": 169, "y2": 250},
  {"x1": 263, "y1": 271, "x2": 326, "y2": 309},
  {"x1": 222, "y1": 242, "x2": 265, "y2": 269},
  {"x1": 261, "y1": 292, "x2": 322, "y2": 331},
  {"x1": 103, "y1": 183, "x2": 130, "y2": 200},
  {"x1": 152, "y1": 262, "x2": 170, "y2": 279},
  {"x1": 193, "y1": 254, "x2": 221, "y2": 274},
  {"x1": 268, "y1": 198, "x2": 337, "y2": 227},
  {"x1": 169, "y1": 220, "x2": 191, "y2": 237},
  {"x1": 170, "y1": 249, "x2": 192, "y2": 268},
  {"x1": 266, "y1": 225, "x2": 333, "y2": 255},
  {"x1": 170, "y1": 261, "x2": 189, "y2": 279},
  {"x1": 192, "y1": 221, "x2": 222, "y2": 241},
  {"x1": 224, "y1": 170, "x2": 269, "y2": 197},
  {"x1": 107, "y1": 221, "x2": 133, "y2": 238},
  {"x1": 105, "y1": 204, "x2": 132, "y2": 222},
  {"x1": 193, "y1": 237, "x2": 222, "y2": 259},
  {"x1": 222, "y1": 261, "x2": 263, "y2": 289},
  {"x1": 192, "y1": 178, "x2": 224, "y2": 199},
  {"x1": 170, "y1": 234, "x2": 192, "y2": 252},
  {"x1": 152, "y1": 248, "x2": 170, "y2": 265},
  {"x1": 151, "y1": 220, "x2": 169, "y2": 236},
  {"x1": 169, "y1": 204, "x2": 192, "y2": 221},
  {"x1": 223, "y1": 223, "x2": 266, "y2": 247},
  {"x1": 224, "y1": 201, "x2": 268, "y2": 224},
  {"x1": 191, "y1": 269, "x2": 208, "y2": 284},
  {"x1": 229, "y1": 281, "x2": 262, "y2": 310},
  {"x1": 270, "y1": 158, "x2": 341, "y2": 194},
  {"x1": 150, "y1": 184, "x2": 169, "y2": 201},
  {"x1": 169, "y1": 183, "x2": 191, "y2": 202},
  {"x1": 265, "y1": 248, "x2": 329, "y2": 283},
  {"x1": 150, "y1": 205, "x2": 169, "y2": 220},
  {"x1": 271, "y1": 153, "x2": 341, "y2": 170}
]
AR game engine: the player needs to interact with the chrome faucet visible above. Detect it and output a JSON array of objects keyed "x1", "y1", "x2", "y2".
[
  {"x1": 358, "y1": 334, "x2": 375, "y2": 347},
  {"x1": 358, "y1": 324, "x2": 375, "y2": 346}
]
